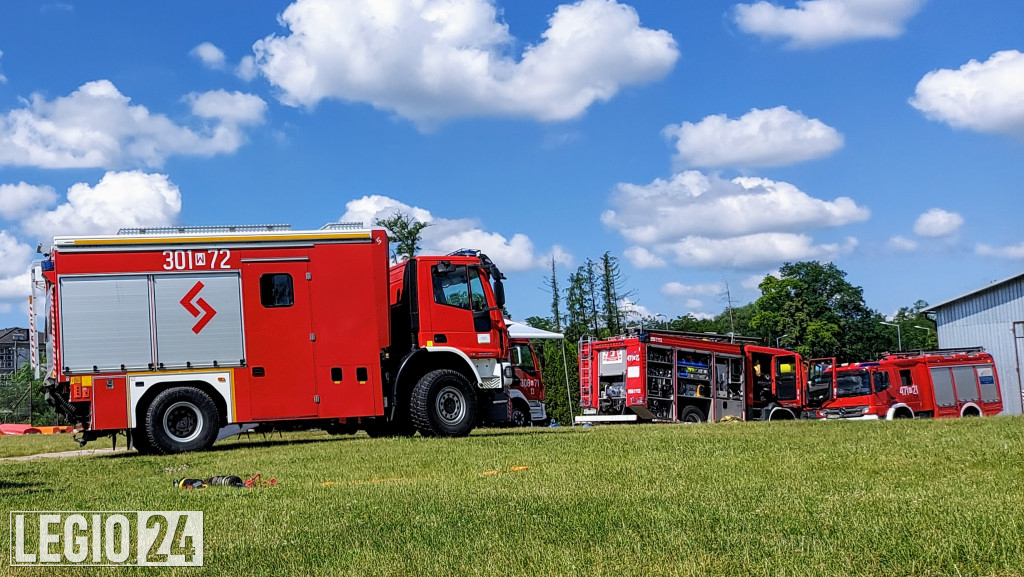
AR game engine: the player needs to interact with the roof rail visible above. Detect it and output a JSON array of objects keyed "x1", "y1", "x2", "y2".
[
  {"x1": 885, "y1": 347, "x2": 985, "y2": 359},
  {"x1": 320, "y1": 222, "x2": 364, "y2": 231},
  {"x1": 117, "y1": 224, "x2": 291, "y2": 235},
  {"x1": 629, "y1": 327, "x2": 763, "y2": 345}
]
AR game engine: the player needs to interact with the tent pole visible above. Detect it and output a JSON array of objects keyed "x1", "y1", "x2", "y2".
[{"x1": 562, "y1": 339, "x2": 574, "y2": 426}]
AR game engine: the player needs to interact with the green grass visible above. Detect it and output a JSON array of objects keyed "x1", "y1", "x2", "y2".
[
  {"x1": 2, "y1": 418, "x2": 1024, "y2": 576},
  {"x1": 0, "y1": 433, "x2": 79, "y2": 459}
]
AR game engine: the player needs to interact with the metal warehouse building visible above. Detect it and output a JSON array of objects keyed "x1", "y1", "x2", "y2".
[{"x1": 924, "y1": 273, "x2": 1024, "y2": 415}]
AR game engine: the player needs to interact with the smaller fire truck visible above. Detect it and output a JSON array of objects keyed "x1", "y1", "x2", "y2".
[
  {"x1": 576, "y1": 329, "x2": 807, "y2": 423},
  {"x1": 812, "y1": 348, "x2": 1003, "y2": 420},
  {"x1": 37, "y1": 224, "x2": 515, "y2": 453},
  {"x1": 479, "y1": 335, "x2": 548, "y2": 427}
]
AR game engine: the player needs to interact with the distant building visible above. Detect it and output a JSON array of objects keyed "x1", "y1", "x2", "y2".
[
  {"x1": 0, "y1": 328, "x2": 32, "y2": 375},
  {"x1": 924, "y1": 273, "x2": 1024, "y2": 415}
]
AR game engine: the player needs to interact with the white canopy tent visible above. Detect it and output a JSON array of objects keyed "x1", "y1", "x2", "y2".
[{"x1": 505, "y1": 320, "x2": 574, "y2": 426}]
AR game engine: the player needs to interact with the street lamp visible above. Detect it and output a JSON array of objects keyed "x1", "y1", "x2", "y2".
[
  {"x1": 776, "y1": 334, "x2": 788, "y2": 348},
  {"x1": 913, "y1": 325, "x2": 933, "y2": 349},
  {"x1": 880, "y1": 321, "x2": 902, "y2": 351}
]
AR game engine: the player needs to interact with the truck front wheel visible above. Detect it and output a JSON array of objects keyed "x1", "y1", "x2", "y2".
[
  {"x1": 143, "y1": 387, "x2": 219, "y2": 454},
  {"x1": 411, "y1": 370, "x2": 477, "y2": 437},
  {"x1": 510, "y1": 401, "x2": 531, "y2": 427}
]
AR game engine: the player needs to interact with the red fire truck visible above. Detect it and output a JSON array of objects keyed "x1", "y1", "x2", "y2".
[
  {"x1": 38, "y1": 224, "x2": 513, "y2": 453},
  {"x1": 812, "y1": 348, "x2": 1003, "y2": 420},
  {"x1": 576, "y1": 330, "x2": 807, "y2": 423}
]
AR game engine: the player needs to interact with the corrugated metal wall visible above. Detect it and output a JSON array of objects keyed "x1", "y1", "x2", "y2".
[{"x1": 934, "y1": 277, "x2": 1024, "y2": 414}]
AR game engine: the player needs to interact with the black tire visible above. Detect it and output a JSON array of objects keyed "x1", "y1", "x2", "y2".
[
  {"x1": 143, "y1": 387, "x2": 219, "y2": 454},
  {"x1": 680, "y1": 406, "x2": 706, "y2": 423},
  {"x1": 131, "y1": 428, "x2": 157, "y2": 455},
  {"x1": 411, "y1": 369, "x2": 478, "y2": 437},
  {"x1": 510, "y1": 402, "x2": 532, "y2": 428}
]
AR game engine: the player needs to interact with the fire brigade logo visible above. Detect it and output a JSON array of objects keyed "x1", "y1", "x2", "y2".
[{"x1": 180, "y1": 281, "x2": 217, "y2": 334}]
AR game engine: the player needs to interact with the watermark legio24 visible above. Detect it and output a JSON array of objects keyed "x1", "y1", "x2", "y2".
[{"x1": 9, "y1": 511, "x2": 203, "y2": 567}]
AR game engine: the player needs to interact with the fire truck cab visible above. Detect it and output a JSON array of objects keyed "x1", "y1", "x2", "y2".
[
  {"x1": 813, "y1": 349, "x2": 1003, "y2": 420},
  {"x1": 39, "y1": 224, "x2": 512, "y2": 453},
  {"x1": 577, "y1": 330, "x2": 806, "y2": 423}
]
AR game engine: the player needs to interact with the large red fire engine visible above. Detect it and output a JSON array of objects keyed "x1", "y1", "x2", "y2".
[
  {"x1": 38, "y1": 224, "x2": 513, "y2": 453},
  {"x1": 577, "y1": 330, "x2": 808, "y2": 423},
  {"x1": 811, "y1": 348, "x2": 1003, "y2": 419}
]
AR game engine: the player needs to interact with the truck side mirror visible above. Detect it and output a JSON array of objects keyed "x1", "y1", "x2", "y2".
[{"x1": 493, "y1": 278, "x2": 506, "y2": 308}]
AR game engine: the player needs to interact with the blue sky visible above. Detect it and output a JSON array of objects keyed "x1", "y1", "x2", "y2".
[{"x1": 0, "y1": 0, "x2": 1022, "y2": 330}]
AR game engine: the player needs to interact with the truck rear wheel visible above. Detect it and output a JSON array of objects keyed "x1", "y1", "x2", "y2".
[
  {"x1": 411, "y1": 369, "x2": 477, "y2": 437},
  {"x1": 680, "y1": 406, "x2": 706, "y2": 423},
  {"x1": 143, "y1": 387, "x2": 219, "y2": 454}
]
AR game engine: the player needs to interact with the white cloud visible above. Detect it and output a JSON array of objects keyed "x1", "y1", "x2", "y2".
[
  {"x1": 0, "y1": 49, "x2": 6, "y2": 84},
  {"x1": 0, "y1": 231, "x2": 33, "y2": 277},
  {"x1": 663, "y1": 233, "x2": 856, "y2": 269},
  {"x1": 0, "y1": 182, "x2": 57, "y2": 220},
  {"x1": 913, "y1": 208, "x2": 963, "y2": 238},
  {"x1": 910, "y1": 50, "x2": 1024, "y2": 136},
  {"x1": 339, "y1": 194, "x2": 564, "y2": 271},
  {"x1": 22, "y1": 171, "x2": 182, "y2": 240},
  {"x1": 187, "y1": 90, "x2": 268, "y2": 125},
  {"x1": 236, "y1": 56, "x2": 258, "y2": 82},
  {"x1": 618, "y1": 297, "x2": 652, "y2": 320},
  {"x1": 0, "y1": 270, "x2": 31, "y2": 301},
  {"x1": 741, "y1": 272, "x2": 774, "y2": 290},
  {"x1": 661, "y1": 282, "x2": 724, "y2": 297},
  {"x1": 603, "y1": 171, "x2": 869, "y2": 244},
  {"x1": 0, "y1": 80, "x2": 266, "y2": 169},
  {"x1": 665, "y1": 106, "x2": 843, "y2": 168},
  {"x1": 250, "y1": 0, "x2": 678, "y2": 127},
  {"x1": 683, "y1": 298, "x2": 704, "y2": 310},
  {"x1": 888, "y1": 235, "x2": 918, "y2": 251},
  {"x1": 734, "y1": 0, "x2": 926, "y2": 48},
  {"x1": 976, "y1": 243, "x2": 1024, "y2": 259},
  {"x1": 623, "y1": 246, "x2": 666, "y2": 269},
  {"x1": 190, "y1": 42, "x2": 227, "y2": 70}
]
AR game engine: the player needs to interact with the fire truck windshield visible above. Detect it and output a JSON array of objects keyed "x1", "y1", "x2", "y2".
[{"x1": 835, "y1": 371, "x2": 871, "y2": 397}]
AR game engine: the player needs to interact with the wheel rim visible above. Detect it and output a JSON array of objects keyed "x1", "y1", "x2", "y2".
[
  {"x1": 684, "y1": 414, "x2": 700, "y2": 423},
  {"x1": 512, "y1": 409, "x2": 525, "y2": 427},
  {"x1": 163, "y1": 401, "x2": 203, "y2": 443},
  {"x1": 435, "y1": 385, "x2": 467, "y2": 426}
]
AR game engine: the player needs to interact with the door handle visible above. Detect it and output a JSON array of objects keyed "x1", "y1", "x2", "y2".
[{"x1": 433, "y1": 334, "x2": 448, "y2": 344}]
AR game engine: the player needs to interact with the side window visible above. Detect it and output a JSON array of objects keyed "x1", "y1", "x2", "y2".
[
  {"x1": 514, "y1": 344, "x2": 536, "y2": 371},
  {"x1": 468, "y1": 267, "x2": 488, "y2": 312},
  {"x1": 899, "y1": 369, "x2": 913, "y2": 388},
  {"x1": 260, "y1": 274, "x2": 294, "y2": 307},
  {"x1": 775, "y1": 355, "x2": 798, "y2": 401},
  {"x1": 432, "y1": 265, "x2": 471, "y2": 310},
  {"x1": 874, "y1": 371, "x2": 890, "y2": 392}
]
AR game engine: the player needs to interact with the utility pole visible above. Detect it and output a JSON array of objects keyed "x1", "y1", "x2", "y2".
[{"x1": 722, "y1": 282, "x2": 736, "y2": 342}]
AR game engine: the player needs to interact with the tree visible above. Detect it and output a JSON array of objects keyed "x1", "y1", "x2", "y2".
[
  {"x1": 564, "y1": 269, "x2": 589, "y2": 343},
  {"x1": 374, "y1": 211, "x2": 430, "y2": 263},
  {"x1": 544, "y1": 258, "x2": 562, "y2": 332},
  {"x1": 751, "y1": 261, "x2": 879, "y2": 361},
  {"x1": 583, "y1": 259, "x2": 601, "y2": 337},
  {"x1": 886, "y1": 300, "x2": 938, "y2": 351},
  {"x1": 599, "y1": 252, "x2": 630, "y2": 336}
]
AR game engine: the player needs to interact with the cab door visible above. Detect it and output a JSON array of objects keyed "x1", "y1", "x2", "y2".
[
  {"x1": 241, "y1": 259, "x2": 317, "y2": 419},
  {"x1": 420, "y1": 263, "x2": 502, "y2": 358}
]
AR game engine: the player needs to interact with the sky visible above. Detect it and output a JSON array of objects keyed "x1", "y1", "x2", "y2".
[{"x1": 0, "y1": 0, "x2": 1022, "y2": 330}]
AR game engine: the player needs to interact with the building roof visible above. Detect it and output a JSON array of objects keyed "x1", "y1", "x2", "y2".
[{"x1": 923, "y1": 271, "x2": 1024, "y2": 313}]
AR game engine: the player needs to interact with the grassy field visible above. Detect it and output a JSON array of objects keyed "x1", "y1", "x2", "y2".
[{"x1": 2, "y1": 418, "x2": 1024, "y2": 576}]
